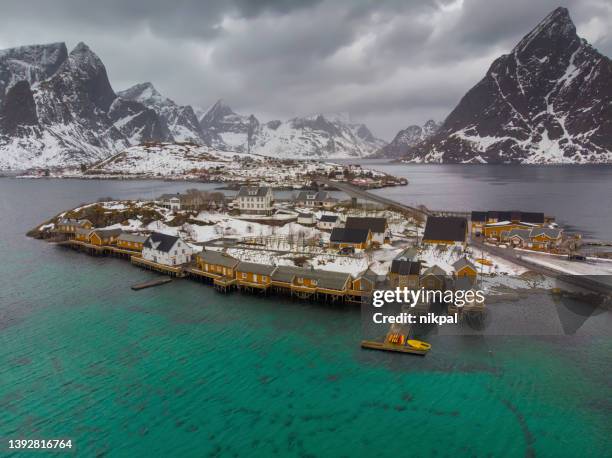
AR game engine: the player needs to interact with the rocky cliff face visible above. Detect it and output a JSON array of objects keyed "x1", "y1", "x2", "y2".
[
  {"x1": 376, "y1": 120, "x2": 440, "y2": 158},
  {"x1": 0, "y1": 42, "x2": 170, "y2": 169},
  {"x1": 118, "y1": 82, "x2": 202, "y2": 143},
  {"x1": 406, "y1": 7, "x2": 612, "y2": 164}
]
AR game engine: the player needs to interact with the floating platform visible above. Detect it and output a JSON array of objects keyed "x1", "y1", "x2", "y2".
[
  {"x1": 131, "y1": 278, "x2": 173, "y2": 291},
  {"x1": 361, "y1": 340, "x2": 430, "y2": 356}
]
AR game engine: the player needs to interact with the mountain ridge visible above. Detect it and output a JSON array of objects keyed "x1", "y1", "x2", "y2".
[{"x1": 403, "y1": 7, "x2": 612, "y2": 164}]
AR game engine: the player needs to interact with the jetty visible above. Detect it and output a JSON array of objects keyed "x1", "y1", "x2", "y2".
[
  {"x1": 131, "y1": 278, "x2": 173, "y2": 291},
  {"x1": 361, "y1": 340, "x2": 430, "y2": 356}
]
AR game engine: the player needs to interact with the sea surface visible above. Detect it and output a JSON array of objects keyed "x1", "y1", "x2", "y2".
[{"x1": 0, "y1": 172, "x2": 611, "y2": 457}]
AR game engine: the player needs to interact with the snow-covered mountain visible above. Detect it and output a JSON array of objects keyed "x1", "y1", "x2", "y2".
[
  {"x1": 0, "y1": 42, "x2": 169, "y2": 170},
  {"x1": 0, "y1": 42, "x2": 67, "y2": 106},
  {"x1": 405, "y1": 7, "x2": 612, "y2": 164},
  {"x1": 196, "y1": 100, "x2": 385, "y2": 158},
  {"x1": 375, "y1": 120, "x2": 440, "y2": 158},
  {"x1": 118, "y1": 82, "x2": 202, "y2": 143}
]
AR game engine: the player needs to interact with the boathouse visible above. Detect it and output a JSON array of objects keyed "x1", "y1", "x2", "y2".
[
  {"x1": 74, "y1": 227, "x2": 94, "y2": 242},
  {"x1": 235, "y1": 262, "x2": 276, "y2": 291},
  {"x1": 349, "y1": 269, "x2": 378, "y2": 297},
  {"x1": 57, "y1": 218, "x2": 92, "y2": 235},
  {"x1": 422, "y1": 216, "x2": 468, "y2": 247},
  {"x1": 116, "y1": 233, "x2": 148, "y2": 252},
  {"x1": 344, "y1": 217, "x2": 389, "y2": 245},
  {"x1": 195, "y1": 250, "x2": 239, "y2": 278},
  {"x1": 389, "y1": 260, "x2": 421, "y2": 289},
  {"x1": 420, "y1": 265, "x2": 448, "y2": 291},
  {"x1": 88, "y1": 228, "x2": 122, "y2": 246}
]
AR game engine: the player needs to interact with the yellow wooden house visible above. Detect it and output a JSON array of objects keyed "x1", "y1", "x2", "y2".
[
  {"x1": 195, "y1": 250, "x2": 240, "y2": 279},
  {"x1": 528, "y1": 228, "x2": 563, "y2": 251},
  {"x1": 388, "y1": 260, "x2": 422, "y2": 289},
  {"x1": 329, "y1": 228, "x2": 372, "y2": 250},
  {"x1": 453, "y1": 258, "x2": 478, "y2": 279},
  {"x1": 57, "y1": 218, "x2": 92, "y2": 235},
  {"x1": 90, "y1": 229, "x2": 122, "y2": 246},
  {"x1": 116, "y1": 233, "x2": 149, "y2": 252},
  {"x1": 75, "y1": 227, "x2": 94, "y2": 242},
  {"x1": 420, "y1": 265, "x2": 447, "y2": 290},
  {"x1": 235, "y1": 262, "x2": 276, "y2": 289}
]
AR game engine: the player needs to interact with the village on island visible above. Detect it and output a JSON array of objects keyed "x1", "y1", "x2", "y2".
[{"x1": 32, "y1": 158, "x2": 612, "y2": 334}]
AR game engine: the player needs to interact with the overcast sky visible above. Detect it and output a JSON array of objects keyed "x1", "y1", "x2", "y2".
[{"x1": 0, "y1": 0, "x2": 610, "y2": 140}]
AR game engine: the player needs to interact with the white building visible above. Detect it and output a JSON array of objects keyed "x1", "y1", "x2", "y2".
[
  {"x1": 234, "y1": 186, "x2": 274, "y2": 215},
  {"x1": 317, "y1": 214, "x2": 340, "y2": 231},
  {"x1": 295, "y1": 190, "x2": 338, "y2": 209},
  {"x1": 142, "y1": 232, "x2": 194, "y2": 266},
  {"x1": 160, "y1": 194, "x2": 181, "y2": 211},
  {"x1": 297, "y1": 212, "x2": 316, "y2": 226}
]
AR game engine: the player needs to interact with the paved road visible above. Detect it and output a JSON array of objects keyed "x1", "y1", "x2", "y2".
[
  {"x1": 315, "y1": 178, "x2": 431, "y2": 216},
  {"x1": 473, "y1": 239, "x2": 612, "y2": 295}
]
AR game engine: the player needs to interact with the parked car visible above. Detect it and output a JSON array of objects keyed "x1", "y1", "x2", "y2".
[
  {"x1": 568, "y1": 254, "x2": 587, "y2": 262},
  {"x1": 338, "y1": 246, "x2": 355, "y2": 255}
]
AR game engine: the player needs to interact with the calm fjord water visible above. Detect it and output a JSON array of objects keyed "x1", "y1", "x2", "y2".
[{"x1": 0, "y1": 168, "x2": 611, "y2": 457}]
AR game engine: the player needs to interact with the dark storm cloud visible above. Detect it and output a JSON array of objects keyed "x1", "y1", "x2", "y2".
[{"x1": 0, "y1": 0, "x2": 610, "y2": 139}]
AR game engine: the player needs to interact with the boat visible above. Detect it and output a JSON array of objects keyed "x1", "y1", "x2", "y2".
[{"x1": 361, "y1": 336, "x2": 431, "y2": 356}]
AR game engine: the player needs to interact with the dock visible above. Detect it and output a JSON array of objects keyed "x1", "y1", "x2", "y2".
[
  {"x1": 360, "y1": 340, "x2": 429, "y2": 356},
  {"x1": 131, "y1": 278, "x2": 173, "y2": 290}
]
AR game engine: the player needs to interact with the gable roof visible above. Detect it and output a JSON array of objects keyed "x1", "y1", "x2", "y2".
[
  {"x1": 236, "y1": 261, "x2": 276, "y2": 276},
  {"x1": 236, "y1": 186, "x2": 270, "y2": 198},
  {"x1": 296, "y1": 190, "x2": 330, "y2": 201},
  {"x1": 117, "y1": 233, "x2": 149, "y2": 243},
  {"x1": 395, "y1": 246, "x2": 418, "y2": 261},
  {"x1": 271, "y1": 266, "x2": 304, "y2": 283},
  {"x1": 75, "y1": 227, "x2": 94, "y2": 236},
  {"x1": 422, "y1": 264, "x2": 447, "y2": 277},
  {"x1": 319, "y1": 214, "x2": 338, "y2": 223},
  {"x1": 270, "y1": 266, "x2": 351, "y2": 290},
  {"x1": 196, "y1": 250, "x2": 239, "y2": 268},
  {"x1": 330, "y1": 227, "x2": 370, "y2": 244},
  {"x1": 423, "y1": 216, "x2": 467, "y2": 243},
  {"x1": 530, "y1": 227, "x2": 562, "y2": 239},
  {"x1": 92, "y1": 228, "x2": 122, "y2": 238},
  {"x1": 143, "y1": 232, "x2": 180, "y2": 253},
  {"x1": 345, "y1": 217, "x2": 387, "y2": 233},
  {"x1": 355, "y1": 268, "x2": 378, "y2": 285},
  {"x1": 390, "y1": 260, "x2": 421, "y2": 275},
  {"x1": 505, "y1": 229, "x2": 532, "y2": 240},
  {"x1": 452, "y1": 257, "x2": 477, "y2": 272}
]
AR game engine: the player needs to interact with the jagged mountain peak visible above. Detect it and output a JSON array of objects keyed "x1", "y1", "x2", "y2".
[
  {"x1": 406, "y1": 7, "x2": 612, "y2": 164},
  {"x1": 200, "y1": 99, "x2": 237, "y2": 124},
  {"x1": 0, "y1": 42, "x2": 68, "y2": 103},
  {"x1": 374, "y1": 120, "x2": 440, "y2": 158},
  {"x1": 514, "y1": 7, "x2": 577, "y2": 57},
  {"x1": 118, "y1": 82, "x2": 166, "y2": 105}
]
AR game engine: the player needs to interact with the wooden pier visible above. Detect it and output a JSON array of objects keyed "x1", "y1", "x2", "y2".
[
  {"x1": 131, "y1": 256, "x2": 185, "y2": 277},
  {"x1": 131, "y1": 278, "x2": 173, "y2": 291},
  {"x1": 361, "y1": 340, "x2": 429, "y2": 356}
]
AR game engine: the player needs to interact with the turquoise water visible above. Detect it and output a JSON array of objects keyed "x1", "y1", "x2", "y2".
[{"x1": 1, "y1": 178, "x2": 611, "y2": 457}]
